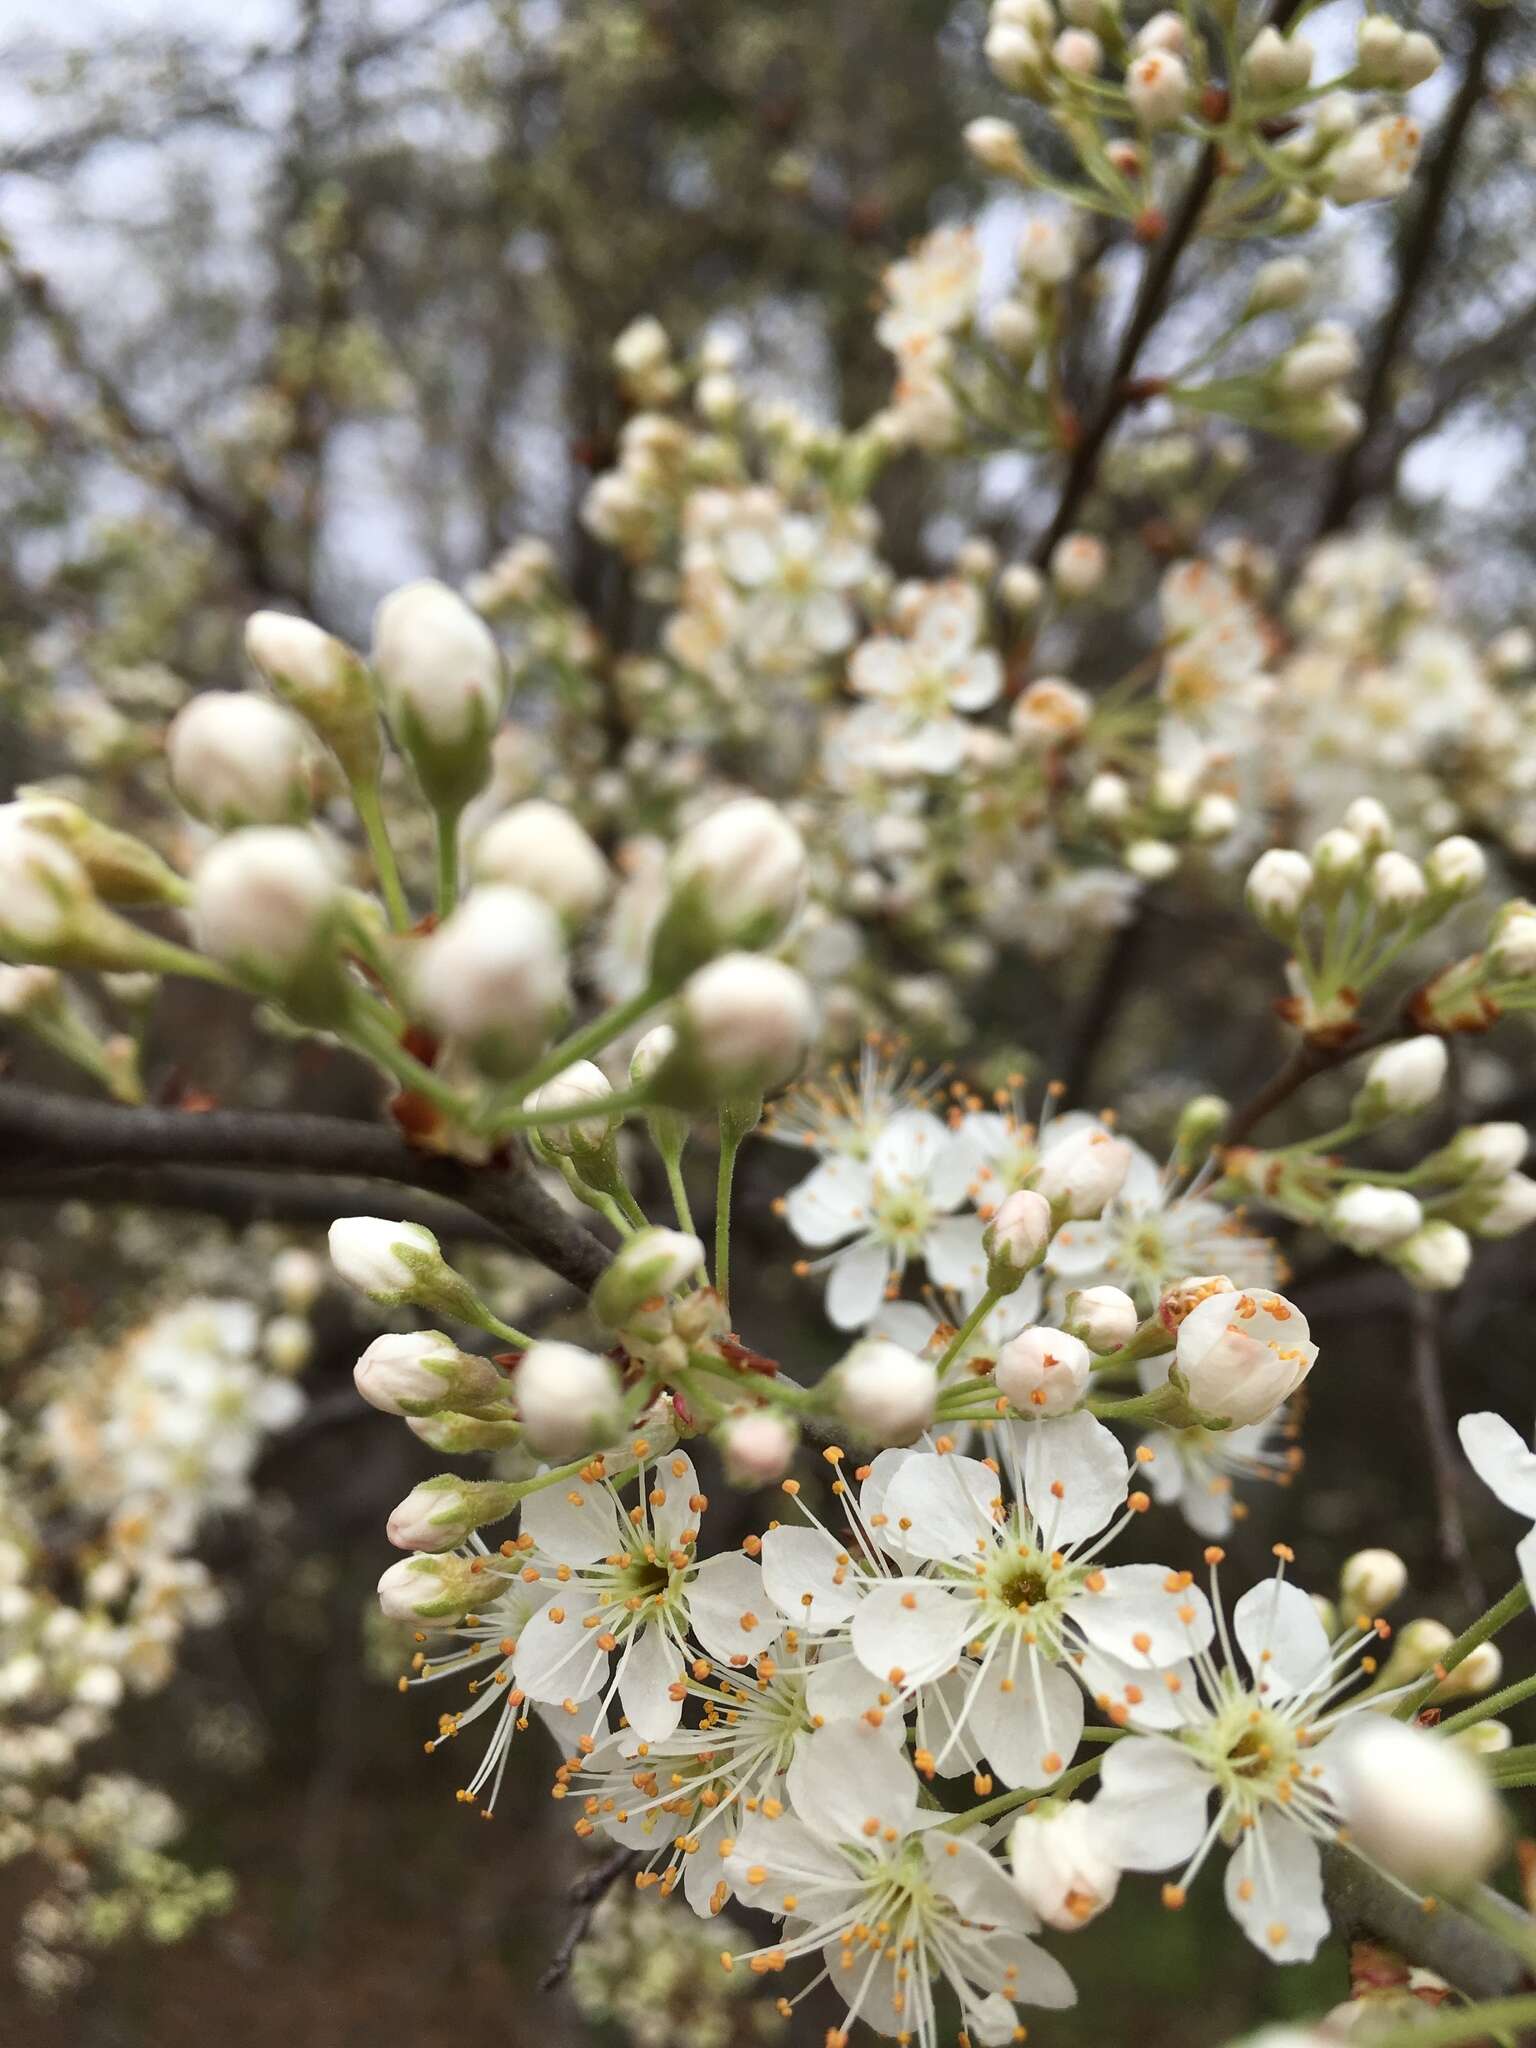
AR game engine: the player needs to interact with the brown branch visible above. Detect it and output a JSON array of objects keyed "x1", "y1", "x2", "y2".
[
  {"x1": 1323, "y1": 1850, "x2": 1531, "y2": 2004},
  {"x1": 0, "y1": 1082, "x2": 613, "y2": 1291},
  {"x1": 1314, "y1": 2, "x2": 1505, "y2": 537},
  {"x1": 1408, "y1": 1286, "x2": 1486, "y2": 1614},
  {"x1": 539, "y1": 1845, "x2": 642, "y2": 1993}
]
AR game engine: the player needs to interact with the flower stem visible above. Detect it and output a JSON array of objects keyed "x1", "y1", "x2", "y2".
[
  {"x1": 494, "y1": 980, "x2": 671, "y2": 1114},
  {"x1": 1395, "y1": 1581, "x2": 1532, "y2": 1720},
  {"x1": 434, "y1": 807, "x2": 461, "y2": 916},
  {"x1": 663, "y1": 1144, "x2": 696, "y2": 1235},
  {"x1": 353, "y1": 776, "x2": 411, "y2": 932},
  {"x1": 933, "y1": 1287, "x2": 1003, "y2": 1379},
  {"x1": 1436, "y1": 1671, "x2": 1536, "y2": 1737},
  {"x1": 942, "y1": 1754, "x2": 1103, "y2": 1833}
]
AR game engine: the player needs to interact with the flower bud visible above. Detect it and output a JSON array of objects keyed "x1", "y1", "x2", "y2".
[
  {"x1": 271, "y1": 1247, "x2": 324, "y2": 1312},
  {"x1": 1063, "y1": 1285, "x2": 1138, "y2": 1354},
  {"x1": 376, "y1": 1553, "x2": 485, "y2": 1624},
  {"x1": 1356, "y1": 14, "x2": 1404, "y2": 82},
  {"x1": 995, "y1": 1325, "x2": 1092, "y2": 1417},
  {"x1": 1009, "y1": 1803, "x2": 1120, "y2": 1931},
  {"x1": 1192, "y1": 793, "x2": 1238, "y2": 841},
  {"x1": 1343, "y1": 796, "x2": 1393, "y2": 850},
  {"x1": 0, "y1": 964, "x2": 60, "y2": 1016},
  {"x1": 472, "y1": 801, "x2": 611, "y2": 927},
  {"x1": 1388, "y1": 1219, "x2": 1471, "y2": 1292},
  {"x1": 1488, "y1": 906, "x2": 1536, "y2": 981},
  {"x1": 998, "y1": 563, "x2": 1045, "y2": 612},
  {"x1": 1430, "y1": 1123, "x2": 1528, "y2": 1183},
  {"x1": 513, "y1": 1341, "x2": 625, "y2": 1458},
  {"x1": 1333, "y1": 1718, "x2": 1505, "y2": 1891},
  {"x1": 1174, "y1": 1287, "x2": 1317, "y2": 1425},
  {"x1": 1425, "y1": 834, "x2": 1486, "y2": 899},
  {"x1": 1011, "y1": 678, "x2": 1091, "y2": 749},
  {"x1": 411, "y1": 886, "x2": 569, "y2": 1076},
  {"x1": 245, "y1": 610, "x2": 380, "y2": 785},
  {"x1": 523, "y1": 1059, "x2": 617, "y2": 1157},
  {"x1": 9, "y1": 796, "x2": 187, "y2": 907},
  {"x1": 593, "y1": 1227, "x2": 707, "y2": 1328},
  {"x1": 1245, "y1": 257, "x2": 1311, "y2": 316},
  {"x1": 167, "y1": 692, "x2": 311, "y2": 828},
  {"x1": 1453, "y1": 1721, "x2": 1511, "y2": 1758},
  {"x1": 1458, "y1": 1172, "x2": 1536, "y2": 1241},
  {"x1": 984, "y1": 22, "x2": 1045, "y2": 92},
  {"x1": 1327, "y1": 1184, "x2": 1423, "y2": 1255},
  {"x1": 327, "y1": 1217, "x2": 485, "y2": 1323},
  {"x1": 1308, "y1": 826, "x2": 1364, "y2": 893},
  {"x1": 1085, "y1": 772, "x2": 1131, "y2": 823},
  {"x1": 192, "y1": 827, "x2": 348, "y2": 1018},
  {"x1": 1246, "y1": 847, "x2": 1312, "y2": 936},
  {"x1": 653, "y1": 954, "x2": 816, "y2": 1108},
  {"x1": 372, "y1": 578, "x2": 506, "y2": 813},
  {"x1": 1339, "y1": 1548, "x2": 1407, "y2": 1615},
  {"x1": 1049, "y1": 533, "x2": 1107, "y2": 598},
  {"x1": 386, "y1": 1473, "x2": 524, "y2": 1551},
  {"x1": 983, "y1": 1189, "x2": 1054, "y2": 1291},
  {"x1": 650, "y1": 798, "x2": 807, "y2": 981},
  {"x1": 1369, "y1": 850, "x2": 1426, "y2": 920},
  {"x1": 717, "y1": 1409, "x2": 799, "y2": 1488},
  {"x1": 1329, "y1": 115, "x2": 1421, "y2": 206},
  {"x1": 1125, "y1": 839, "x2": 1178, "y2": 882},
  {"x1": 1031, "y1": 1125, "x2": 1133, "y2": 1219},
  {"x1": 1379, "y1": 1616, "x2": 1452, "y2": 1687},
  {"x1": 1353, "y1": 1036, "x2": 1447, "y2": 1124},
  {"x1": 406, "y1": 1411, "x2": 524, "y2": 1454},
  {"x1": 353, "y1": 1330, "x2": 505, "y2": 1418},
  {"x1": 832, "y1": 1339, "x2": 937, "y2": 1445},
  {"x1": 984, "y1": 299, "x2": 1040, "y2": 359},
  {"x1": 0, "y1": 824, "x2": 101, "y2": 960},
  {"x1": 263, "y1": 1315, "x2": 313, "y2": 1374},
  {"x1": 963, "y1": 117, "x2": 1033, "y2": 181},
  {"x1": 1435, "y1": 1640, "x2": 1503, "y2": 1702},
  {"x1": 1396, "y1": 32, "x2": 1440, "y2": 88},
  {"x1": 1052, "y1": 29, "x2": 1102, "y2": 77},
  {"x1": 1126, "y1": 49, "x2": 1189, "y2": 128},
  {"x1": 1175, "y1": 1095, "x2": 1230, "y2": 1159},
  {"x1": 1243, "y1": 25, "x2": 1314, "y2": 94}
]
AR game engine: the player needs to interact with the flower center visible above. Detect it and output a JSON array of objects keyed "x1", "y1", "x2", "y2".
[
  {"x1": 1193, "y1": 1690, "x2": 1299, "y2": 1807},
  {"x1": 872, "y1": 1182, "x2": 933, "y2": 1250}
]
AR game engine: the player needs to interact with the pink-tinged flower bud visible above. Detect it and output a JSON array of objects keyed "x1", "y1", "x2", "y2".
[
  {"x1": 1052, "y1": 28, "x2": 1101, "y2": 76},
  {"x1": 411, "y1": 885, "x2": 569, "y2": 1076},
  {"x1": 513, "y1": 1342, "x2": 624, "y2": 1458},
  {"x1": 472, "y1": 801, "x2": 611, "y2": 927},
  {"x1": 1174, "y1": 1287, "x2": 1317, "y2": 1426},
  {"x1": 192, "y1": 827, "x2": 347, "y2": 1017},
  {"x1": 654, "y1": 954, "x2": 816, "y2": 1107},
  {"x1": 167, "y1": 692, "x2": 311, "y2": 828},
  {"x1": 593, "y1": 1227, "x2": 706, "y2": 1328},
  {"x1": 523, "y1": 1060, "x2": 617, "y2": 1157},
  {"x1": 1009, "y1": 1803, "x2": 1120, "y2": 1931},
  {"x1": 1333, "y1": 1718, "x2": 1505, "y2": 1891},
  {"x1": 1245, "y1": 847, "x2": 1312, "y2": 935},
  {"x1": 1063, "y1": 1285, "x2": 1138, "y2": 1354},
  {"x1": 1049, "y1": 533, "x2": 1107, "y2": 598},
  {"x1": 376, "y1": 1553, "x2": 483, "y2": 1623},
  {"x1": 353, "y1": 1330, "x2": 505, "y2": 1417},
  {"x1": 1126, "y1": 49, "x2": 1189, "y2": 127},
  {"x1": 983, "y1": 1189, "x2": 1054, "y2": 1291},
  {"x1": 717, "y1": 1409, "x2": 799, "y2": 1487},
  {"x1": 1354, "y1": 1036, "x2": 1447, "y2": 1123},
  {"x1": 386, "y1": 1474, "x2": 524, "y2": 1551},
  {"x1": 1032, "y1": 1126, "x2": 1132, "y2": 1220},
  {"x1": 372, "y1": 578, "x2": 506, "y2": 812},
  {"x1": 1339, "y1": 1548, "x2": 1407, "y2": 1614},
  {"x1": 245, "y1": 609, "x2": 380, "y2": 785},
  {"x1": 651, "y1": 798, "x2": 808, "y2": 980},
  {"x1": 1010, "y1": 677, "x2": 1091, "y2": 749},
  {"x1": 1389, "y1": 1219, "x2": 1472, "y2": 1292},
  {"x1": 995, "y1": 1325, "x2": 1092, "y2": 1417},
  {"x1": 1327, "y1": 1184, "x2": 1423, "y2": 1254},
  {"x1": 832, "y1": 1339, "x2": 937, "y2": 1445}
]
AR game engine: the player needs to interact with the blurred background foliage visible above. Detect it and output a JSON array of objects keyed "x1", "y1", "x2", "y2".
[{"x1": 2, "y1": 1, "x2": 1536, "y2": 2044}]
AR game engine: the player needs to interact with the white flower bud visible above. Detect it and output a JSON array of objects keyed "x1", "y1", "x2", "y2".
[
  {"x1": 372, "y1": 578, "x2": 506, "y2": 812},
  {"x1": 593, "y1": 1227, "x2": 706, "y2": 1327},
  {"x1": 983, "y1": 299, "x2": 1040, "y2": 359},
  {"x1": 1049, "y1": 533, "x2": 1107, "y2": 597},
  {"x1": 271, "y1": 1246, "x2": 324, "y2": 1312},
  {"x1": 651, "y1": 798, "x2": 807, "y2": 979},
  {"x1": 1125, "y1": 838, "x2": 1179, "y2": 882},
  {"x1": 656, "y1": 954, "x2": 816, "y2": 1105},
  {"x1": 612, "y1": 315, "x2": 671, "y2": 378},
  {"x1": 1017, "y1": 219, "x2": 1075, "y2": 286},
  {"x1": 0, "y1": 963, "x2": 60, "y2": 1015},
  {"x1": 1339, "y1": 1548, "x2": 1407, "y2": 1614},
  {"x1": 513, "y1": 1341, "x2": 625, "y2": 1458},
  {"x1": 1063, "y1": 1285, "x2": 1138, "y2": 1354},
  {"x1": 718, "y1": 1409, "x2": 799, "y2": 1487},
  {"x1": 1389, "y1": 1219, "x2": 1471, "y2": 1292},
  {"x1": 1174, "y1": 1287, "x2": 1317, "y2": 1426},
  {"x1": 245, "y1": 610, "x2": 380, "y2": 785},
  {"x1": 1132, "y1": 12, "x2": 1185, "y2": 55},
  {"x1": 1355, "y1": 1036, "x2": 1447, "y2": 1121},
  {"x1": 1343, "y1": 796, "x2": 1393, "y2": 850},
  {"x1": 985, "y1": 22, "x2": 1044, "y2": 91},
  {"x1": 167, "y1": 692, "x2": 311, "y2": 828},
  {"x1": 1052, "y1": 28, "x2": 1102, "y2": 76},
  {"x1": 998, "y1": 563, "x2": 1045, "y2": 612},
  {"x1": 0, "y1": 826, "x2": 96, "y2": 954},
  {"x1": 472, "y1": 801, "x2": 611, "y2": 926},
  {"x1": 1032, "y1": 1126, "x2": 1133, "y2": 1219},
  {"x1": 523, "y1": 1059, "x2": 617, "y2": 1156},
  {"x1": 630, "y1": 1024, "x2": 678, "y2": 1087},
  {"x1": 1328, "y1": 1184, "x2": 1423, "y2": 1254},
  {"x1": 1243, "y1": 25, "x2": 1314, "y2": 95},
  {"x1": 1396, "y1": 32, "x2": 1440, "y2": 88},
  {"x1": 1334, "y1": 1718, "x2": 1505, "y2": 1891},
  {"x1": 328, "y1": 1217, "x2": 467, "y2": 1312},
  {"x1": 833, "y1": 1339, "x2": 937, "y2": 1445},
  {"x1": 984, "y1": 1188, "x2": 1055, "y2": 1290},
  {"x1": 191, "y1": 827, "x2": 346, "y2": 1014},
  {"x1": 1370, "y1": 850, "x2": 1427, "y2": 918},
  {"x1": 1281, "y1": 331, "x2": 1360, "y2": 398},
  {"x1": 1192, "y1": 793, "x2": 1238, "y2": 842},
  {"x1": 1425, "y1": 835, "x2": 1486, "y2": 898},
  {"x1": 1488, "y1": 909, "x2": 1536, "y2": 981},
  {"x1": 996, "y1": 1325, "x2": 1092, "y2": 1417},
  {"x1": 1356, "y1": 15, "x2": 1405, "y2": 82},
  {"x1": 1126, "y1": 49, "x2": 1189, "y2": 128},
  {"x1": 1085, "y1": 772, "x2": 1131, "y2": 823},
  {"x1": 964, "y1": 117, "x2": 1032, "y2": 180},
  {"x1": 1464, "y1": 1172, "x2": 1536, "y2": 1240},
  {"x1": 1245, "y1": 847, "x2": 1312, "y2": 935},
  {"x1": 386, "y1": 1473, "x2": 523, "y2": 1552},
  {"x1": 376, "y1": 1553, "x2": 482, "y2": 1624},
  {"x1": 1009, "y1": 1803, "x2": 1120, "y2": 1931},
  {"x1": 1436, "y1": 1640, "x2": 1503, "y2": 1701},
  {"x1": 1246, "y1": 257, "x2": 1312, "y2": 316},
  {"x1": 353, "y1": 1331, "x2": 505, "y2": 1417},
  {"x1": 1011, "y1": 678, "x2": 1091, "y2": 749},
  {"x1": 1438, "y1": 1123, "x2": 1528, "y2": 1182},
  {"x1": 411, "y1": 886, "x2": 569, "y2": 1075},
  {"x1": 1329, "y1": 115, "x2": 1422, "y2": 206},
  {"x1": 263, "y1": 1314, "x2": 313, "y2": 1374}
]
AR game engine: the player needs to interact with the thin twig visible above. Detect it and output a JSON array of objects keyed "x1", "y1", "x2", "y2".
[
  {"x1": 538, "y1": 1846, "x2": 642, "y2": 1992},
  {"x1": 1407, "y1": 1285, "x2": 1486, "y2": 1615}
]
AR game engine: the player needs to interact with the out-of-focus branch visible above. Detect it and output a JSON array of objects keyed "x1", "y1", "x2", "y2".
[
  {"x1": 0, "y1": 1082, "x2": 613, "y2": 1291},
  {"x1": 539, "y1": 1846, "x2": 642, "y2": 1993},
  {"x1": 1314, "y1": 3, "x2": 1505, "y2": 537},
  {"x1": 1323, "y1": 1850, "x2": 1530, "y2": 2005},
  {"x1": 1408, "y1": 1286, "x2": 1486, "y2": 1614}
]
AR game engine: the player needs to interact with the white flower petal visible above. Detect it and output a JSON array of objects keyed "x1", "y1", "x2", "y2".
[
  {"x1": 1076, "y1": 1647, "x2": 1198, "y2": 1730},
  {"x1": 869, "y1": 1299, "x2": 940, "y2": 1352},
  {"x1": 1044, "y1": 1220, "x2": 1112, "y2": 1280},
  {"x1": 1094, "y1": 1734, "x2": 1211, "y2": 1869},
  {"x1": 687, "y1": 1551, "x2": 779, "y2": 1666},
  {"x1": 925, "y1": 1215, "x2": 988, "y2": 1293},
  {"x1": 1232, "y1": 1577, "x2": 1332, "y2": 1698},
  {"x1": 806, "y1": 1650, "x2": 909, "y2": 1740},
  {"x1": 760, "y1": 1524, "x2": 862, "y2": 1631},
  {"x1": 784, "y1": 1157, "x2": 874, "y2": 1249},
  {"x1": 648, "y1": 1450, "x2": 701, "y2": 1554},
  {"x1": 872, "y1": 1109, "x2": 951, "y2": 1182},
  {"x1": 617, "y1": 1620, "x2": 685, "y2": 1742},
  {"x1": 827, "y1": 1239, "x2": 894, "y2": 1330},
  {"x1": 1019, "y1": 1412, "x2": 1130, "y2": 1548},
  {"x1": 851, "y1": 1580, "x2": 975, "y2": 1686},
  {"x1": 923, "y1": 1830, "x2": 1034, "y2": 1932},
  {"x1": 1223, "y1": 1811, "x2": 1329, "y2": 1962},
  {"x1": 786, "y1": 1721, "x2": 921, "y2": 1846},
  {"x1": 1459, "y1": 1411, "x2": 1536, "y2": 1521},
  {"x1": 520, "y1": 1472, "x2": 621, "y2": 1564},
  {"x1": 1071, "y1": 1562, "x2": 1215, "y2": 1667},
  {"x1": 880, "y1": 1452, "x2": 1000, "y2": 1562},
  {"x1": 513, "y1": 1589, "x2": 608, "y2": 1703},
  {"x1": 964, "y1": 1653, "x2": 1084, "y2": 1790}
]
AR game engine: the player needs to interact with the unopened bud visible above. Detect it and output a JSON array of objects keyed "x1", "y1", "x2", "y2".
[
  {"x1": 1063, "y1": 1285, "x2": 1138, "y2": 1354},
  {"x1": 1334, "y1": 1718, "x2": 1505, "y2": 1890},
  {"x1": 651, "y1": 798, "x2": 807, "y2": 981},
  {"x1": 192, "y1": 827, "x2": 348, "y2": 1018},
  {"x1": 473, "y1": 801, "x2": 611, "y2": 927},
  {"x1": 1339, "y1": 1548, "x2": 1407, "y2": 1614},
  {"x1": 353, "y1": 1330, "x2": 505, "y2": 1417},
  {"x1": 386, "y1": 1474, "x2": 524, "y2": 1551},
  {"x1": 513, "y1": 1341, "x2": 625, "y2": 1458},
  {"x1": 1353, "y1": 1036, "x2": 1447, "y2": 1124},
  {"x1": 327, "y1": 1217, "x2": 487, "y2": 1324},
  {"x1": 717, "y1": 1409, "x2": 799, "y2": 1487},
  {"x1": 1328, "y1": 1184, "x2": 1423, "y2": 1255},
  {"x1": 1009, "y1": 1803, "x2": 1119, "y2": 1931},
  {"x1": 411, "y1": 886, "x2": 569, "y2": 1076},
  {"x1": 245, "y1": 610, "x2": 380, "y2": 786},
  {"x1": 1246, "y1": 848, "x2": 1312, "y2": 936},
  {"x1": 167, "y1": 691, "x2": 311, "y2": 828},
  {"x1": 373, "y1": 578, "x2": 506, "y2": 813},
  {"x1": 832, "y1": 1339, "x2": 937, "y2": 1445},
  {"x1": 1425, "y1": 835, "x2": 1487, "y2": 900},
  {"x1": 376, "y1": 1553, "x2": 484, "y2": 1623},
  {"x1": 983, "y1": 1189, "x2": 1054, "y2": 1290},
  {"x1": 996, "y1": 1325, "x2": 1092, "y2": 1417},
  {"x1": 524, "y1": 1060, "x2": 618, "y2": 1158},
  {"x1": 1388, "y1": 1219, "x2": 1471, "y2": 1292},
  {"x1": 1032, "y1": 1125, "x2": 1133, "y2": 1219},
  {"x1": 653, "y1": 954, "x2": 815, "y2": 1108},
  {"x1": 593, "y1": 1227, "x2": 707, "y2": 1327}
]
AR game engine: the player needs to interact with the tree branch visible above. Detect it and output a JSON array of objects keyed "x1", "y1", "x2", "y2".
[
  {"x1": 1324, "y1": 1850, "x2": 1530, "y2": 2004},
  {"x1": 539, "y1": 1845, "x2": 642, "y2": 1993},
  {"x1": 0, "y1": 1082, "x2": 612, "y2": 1291}
]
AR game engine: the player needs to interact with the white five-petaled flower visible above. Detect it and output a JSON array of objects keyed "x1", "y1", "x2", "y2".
[
  {"x1": 784, "y1": 1109, "x2": 986, "y2": 1329},
  {"x1": 715, "y1": 500, "x2": 871, "y2": 674},
  {"x1": 725, "y1": 1722, "x2": 1075, "y2": 2045},
  {"x1": 847, "y1": 582, "x2": 1003, "y2": 774},
  {"x1": 845, "y1": 1417, "x2": 1211, "y2": 1789},
  {"x1": 1092, "y1": 1555, "x2": 1398, "y2": 1961},
  {"x1": 1458, "y1": 1411, "x2": 1536, "y2": 1602},
  {"x1": 511, "y1": 1451, "x2": 783, "y2": 1742}
]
